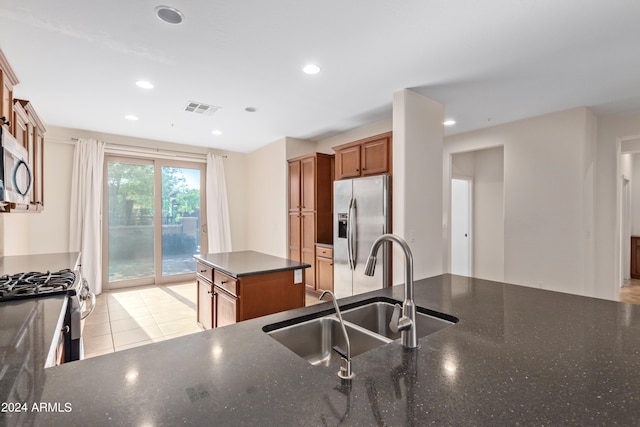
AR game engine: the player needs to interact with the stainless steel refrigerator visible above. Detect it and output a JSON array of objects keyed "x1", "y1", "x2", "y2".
[{"x1": 334, "y1": 174, "x2": 391, "y2": 298}]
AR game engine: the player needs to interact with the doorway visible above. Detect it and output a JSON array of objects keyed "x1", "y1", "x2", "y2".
[
  {"x1": 451, "y1": 178, "x2": 472, "y2": 276},
  {"x1": 103, "y1": 156, "x2": 207, "y2": 289}
]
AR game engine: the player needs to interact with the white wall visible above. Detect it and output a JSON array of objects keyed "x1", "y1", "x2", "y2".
[
  {"x1": 445, "y1": 107, "x2": 595, "y2": 296},
  {"x1": 392, "y1": 90, "x2": 444, "y2": 283},
  {"x1": 245, "y1": 138, "x2": 287, "y2": 257}
]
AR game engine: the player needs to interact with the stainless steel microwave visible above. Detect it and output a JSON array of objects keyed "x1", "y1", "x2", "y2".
[{"x1": 0, "y1": 127, "x2": 33, "y2": 206}]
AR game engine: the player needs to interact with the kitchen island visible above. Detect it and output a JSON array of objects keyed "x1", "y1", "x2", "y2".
[
  {"x1": 194, "y1": 251, "x2": 310, "y2": 329},
  {"x1": 7, "y1": 274, "x2": 640, "y2": 426}
]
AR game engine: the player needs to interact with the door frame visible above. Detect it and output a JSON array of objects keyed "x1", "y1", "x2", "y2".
[{"x1": 102, "y1": 155, "x2": 207, "y2": 290}]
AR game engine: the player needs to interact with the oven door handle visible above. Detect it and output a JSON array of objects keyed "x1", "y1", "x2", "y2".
[{"x1": 81, "y1": 291, "x2": 96, "y2": 320}]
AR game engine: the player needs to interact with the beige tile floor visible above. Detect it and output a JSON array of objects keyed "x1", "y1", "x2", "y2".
[
  {"x1": 83, "y1": 282, "x2": 203, "y2": 359},
  {"x1": 84, "y1": 283, "x2": 323, "y2": 359}
]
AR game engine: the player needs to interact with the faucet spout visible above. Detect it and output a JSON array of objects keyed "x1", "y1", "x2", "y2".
[
  {"x1": 364, "y1": 234, "x2": 418, "y2": 349},
  {"x1": 320, "y1": 290, "x2": 355, "y2": 379}
]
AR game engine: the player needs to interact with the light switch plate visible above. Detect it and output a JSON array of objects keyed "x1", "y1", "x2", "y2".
[{"x1": 294, "y1": 269, "x2": 302, "y2": 284}]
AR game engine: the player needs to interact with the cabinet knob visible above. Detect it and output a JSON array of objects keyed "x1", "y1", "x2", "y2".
[
  {"x1": 356, "y1": 168, "x2": 360, "y2": 171},
  {"x1": 221, "y1": 280, "x2": 228, "y2": 284},
  {"x1": 200, "y1": 269, "x2": 207, "y2": 273},
  {"x1": 362, "y1": 168, "x2": 366, "y2": 171}
]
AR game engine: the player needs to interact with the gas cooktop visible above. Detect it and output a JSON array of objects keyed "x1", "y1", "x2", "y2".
[{"x1": 0, "y1": 269, "x2": 77, "y2": 302}]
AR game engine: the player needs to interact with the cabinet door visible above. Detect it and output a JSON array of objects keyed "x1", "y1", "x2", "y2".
[
  {"x1": 301, "y1": 156, "x2": 315, "y2": 211},
  {"x1": 1, "y1": 74, "x2": 12, "y2": 132},
  {"x1": 33, "y1": 127, "x2": 44, "y2": 208},
  {"x1": 197, "y1": 278, "x2": 214, "y2": 329},
  {"x1": 301, "y1": 212, "x2": 316, "y2": 289},
  {"x1": 316, "y1": 255, "x2": 333, "y2": 293},
  {"x1": 12, "y1": 103, "x2": 29, "y2": 149},
  {"x1": 216, "y1": 287, "x2": 238, "y2": 327},
  {"x1": 361, "y1": 136, "x2": 389, "y2": 176},
  {"x1": 335, "y1": 145, "x2": 361, "y2": 180},
  {"x1": 288, "y1": 160, "x2": 301, "y2": 212},
  {"x1": 288, "y1": 212, "x2": 301, "y2": 262}
]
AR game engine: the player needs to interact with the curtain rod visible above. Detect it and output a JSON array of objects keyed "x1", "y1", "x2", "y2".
[{"x1": 70, "y1": 137, "x2": 228, "y2": 158}]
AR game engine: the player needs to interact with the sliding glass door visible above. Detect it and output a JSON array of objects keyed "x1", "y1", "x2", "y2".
[{"x1": 104, "y1": 156, "x2": 206, "y2": 289}]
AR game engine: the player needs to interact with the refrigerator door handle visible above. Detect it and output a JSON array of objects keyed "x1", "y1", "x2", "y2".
[{"x1": 348, "y1": 198, "x2": 357, "y2": 270}]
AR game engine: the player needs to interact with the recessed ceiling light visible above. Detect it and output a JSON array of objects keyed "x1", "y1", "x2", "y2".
[
  {"x1": 125, "y1": 115, "x2": 139, "y2": 121},
  {"x1": 211, "y1": 130, "x2": 222, "y2": 135},
  {"x1": 136, "y1": 80, "x2": 154, "y2": 89},
  {"x1": 155, "y1": 6, "x2": 184, "y2": 24},
  {"x1": 244, "y1": 107, "x2": 257, "y2": 113},
  {"x1": 443, "y1": 119, "x2": 456, "y2": 126},
  {"x1": 302, "y1": 64, "x2": 321, "y2": 75}
]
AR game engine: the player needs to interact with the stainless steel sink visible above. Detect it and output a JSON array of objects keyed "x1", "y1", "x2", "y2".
[
  {"x1": 341, "y1": 301, "x2": 455, "y2": 340},
  {"x1": 267, "y1": 316, "x2": 391, "y2": 367},
  {"x1": 264, "y1": 298, "x2": 457, "y2": 366}
]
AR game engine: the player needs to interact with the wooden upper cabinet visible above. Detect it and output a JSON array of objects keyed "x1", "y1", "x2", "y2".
[
  {"x1": 15, "y1": 99, "x2": 46, "y2": 210},
  {"x1": 12, "y1": 100, "x2": 29, "y2": 149},
  {"x1": 333, "y1": 132, "x2": 392, "y2": 180},
  {"x1": 0, "y1": 49, "x2": 19, "y2": 133},
  {"x1": 361, "y1": 137, "x2": 389, "y2": 176},
  {"x1": 335, "y1": 144, "x2": 361, "y2": 179}
]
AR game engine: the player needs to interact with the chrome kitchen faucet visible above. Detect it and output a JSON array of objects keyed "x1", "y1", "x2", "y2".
[{"x1": 365, "y1": 234, "x2": 419, "y2": 349}]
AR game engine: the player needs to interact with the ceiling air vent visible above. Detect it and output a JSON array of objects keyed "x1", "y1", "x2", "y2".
[{"x1": 184, "y1": 102, "x2": 221, "y2": 116}]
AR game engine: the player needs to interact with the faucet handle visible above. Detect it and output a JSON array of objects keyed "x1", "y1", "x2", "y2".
[{"x1": 389, "y1": 303, "x2": 402, "y2": 333}]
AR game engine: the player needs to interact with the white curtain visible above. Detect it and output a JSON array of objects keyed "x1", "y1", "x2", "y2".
[
  {"x1": 70, "y1": 139, "x2": 105, "y2": 294},
  {"x1": 206, "y1": 153, "x2": 232, "y2": 253}
]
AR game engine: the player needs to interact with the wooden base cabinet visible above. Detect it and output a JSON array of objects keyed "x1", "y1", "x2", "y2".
[
  {"x1": 196, "y1": 261, "x2": 304, "y2": 330},
  {"x1": 197, "y1": 277, "x2": 214, "y2": 329},
  {"x1": 316, "y1": 245, "x2": 334, "y2": 293}
]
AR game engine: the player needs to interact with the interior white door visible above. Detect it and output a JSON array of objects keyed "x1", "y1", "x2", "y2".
[{"x1": 451, "y1": 178, "x2": 471, "y2": 276}]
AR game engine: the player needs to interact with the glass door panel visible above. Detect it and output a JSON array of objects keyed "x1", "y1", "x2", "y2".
[
  {"x1": 106, "y1": 160, "x2": 155, "y2": 283},
  {"x1": 161, "y1": 166, "x2": 202, "y2": 277}
]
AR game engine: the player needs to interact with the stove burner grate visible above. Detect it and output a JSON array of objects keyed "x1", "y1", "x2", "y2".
[{"x1": 0, "y1": 269, "x2": 76, "y2": 301}]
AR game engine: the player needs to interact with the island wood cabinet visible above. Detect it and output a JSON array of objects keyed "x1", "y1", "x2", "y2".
[
  {"x1": 315, "y1": 245, "x2": 333, "y2": 293},
  {"x1": 196, "y1": 261, "x2": 305, "y2": 330},
  {"x1": 288, "y1": 153, "x2": 333, "y2": 293},
  {"x1": 333, "y1": 132, "x2": 392, "y2": 180}
]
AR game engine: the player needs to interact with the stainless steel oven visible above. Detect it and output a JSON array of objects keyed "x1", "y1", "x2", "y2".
[{"x1": 0, "y1": 127, "x2": 33, "y2": 207}]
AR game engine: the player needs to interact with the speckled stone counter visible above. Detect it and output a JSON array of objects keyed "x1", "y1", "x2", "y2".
[
  {"x1": 0, "y1": 253, "x2": 80, "y2": 426},
  {"x1": 8, "y1": 274, "x2": 640, "y2": 426},
  {"x1": 194, "y1": 250, "x2": 310, "y2": 278}
]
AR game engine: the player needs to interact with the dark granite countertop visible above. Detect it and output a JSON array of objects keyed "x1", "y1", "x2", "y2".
[
  {"x1": 6, "y1": 274, "x2": 640, "y2": 426},
  {"x1": 0, "y1": 252, "x2": 81, "y2": 420},
  {"x1": 194, "y1": 250, "x2": 310, "y2": 278}
]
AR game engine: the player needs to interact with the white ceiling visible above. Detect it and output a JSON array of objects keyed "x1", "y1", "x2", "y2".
[{"x1": 1, "y1": 1, "x2": 639, "y2": 153}]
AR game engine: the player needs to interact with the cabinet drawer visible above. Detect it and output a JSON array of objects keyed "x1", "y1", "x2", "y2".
[
  {"x1": 316, "y1": 246, "x2": 333, "y2": 259},
  {"x1": 214, "y1": 270, "x2": 238, "y2": 296},
  {"x1": 196, "y1": 263, "x2": 213, "y2": 282}
]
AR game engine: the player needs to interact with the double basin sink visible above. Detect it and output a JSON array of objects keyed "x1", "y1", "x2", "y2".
[{"x1": 263, "y1": 297, "x2": 458, "y2": 367}]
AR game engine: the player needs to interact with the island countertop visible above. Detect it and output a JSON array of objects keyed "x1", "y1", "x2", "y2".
[
  {"x1": 8, "y1": 274, "x2": 640, "y2": 426},
  {"x1": 194, "y1": 250, "x2": 310, "y2": 278}
]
